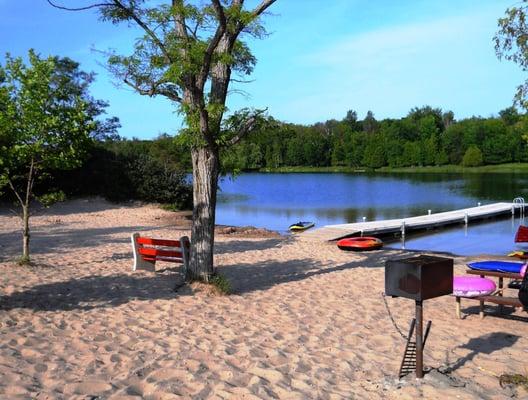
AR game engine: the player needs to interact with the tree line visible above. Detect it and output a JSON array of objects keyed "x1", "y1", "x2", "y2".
[
  {"x1": 114, "y1": 105, "x2": 527, "y2": 172},
  {"x1": 221, "y1": 106, "x2": 528, "y2": 170}
]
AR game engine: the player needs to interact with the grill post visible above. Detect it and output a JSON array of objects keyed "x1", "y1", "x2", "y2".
[{"x1": 415, "y1": 300, "x2": 423, "y2": 378}]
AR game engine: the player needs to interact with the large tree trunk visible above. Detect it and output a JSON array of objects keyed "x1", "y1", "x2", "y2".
[
  {"x1": 22, "y1": 204, "x2": 30, "y2": 260},
  {"x1": 187, "y1": 145, "x2": 220, "y2": 282}
]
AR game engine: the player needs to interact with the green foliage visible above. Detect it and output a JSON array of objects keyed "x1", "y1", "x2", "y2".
[
  {"x1": 462, "y1": 146, "x2": 484, "y2": 167},
  {"x1": 0, "y1": 50, "x2": 114, "y2": 197},
  {"x1": 218, "y1": 106, "x2": 528, "y2": 172},
  {"x1": 37, "y1": 191, "x2": 66, "y2": 208},
  {"x1": 499, "y1": 373, "x2": 528, "y2": 391},
  {"x1": 495, "y1": 1, "x2": 528, "y2": 109},
  {"x1": 17, "y1": 255, "x2": 31, "y2": 266},
  {"x1": 46, "y1": 142, "x2": 193, "y2": 208},
  {"x1": 209, "y1": 273, "x2": 232, "y2": 295}
]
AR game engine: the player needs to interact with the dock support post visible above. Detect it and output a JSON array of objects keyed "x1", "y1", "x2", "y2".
[
  {"x1": 401, "y1": 221, "x2": 406, "y2": 238},
  {"x1": 464, "y1": 213, "x2": 468, "y2": 225}
]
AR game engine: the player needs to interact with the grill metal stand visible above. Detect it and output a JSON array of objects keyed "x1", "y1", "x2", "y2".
[{"x1": 398, "y1": 302, "x2": 432, "y2": 379}]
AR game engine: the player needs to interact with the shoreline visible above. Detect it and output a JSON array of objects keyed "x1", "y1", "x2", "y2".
[{"x1": 249, "y1": 162, "x2": 528, "y2": 174}]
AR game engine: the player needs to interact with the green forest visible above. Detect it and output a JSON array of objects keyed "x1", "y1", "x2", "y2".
[{"x1": 106, "y1": 105, "x2": 528, "y2": 172}]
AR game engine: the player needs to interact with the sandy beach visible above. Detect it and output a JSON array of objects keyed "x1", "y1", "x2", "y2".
[{"x1": 0, "y1": 198, "x2": 527, "y2": 399}]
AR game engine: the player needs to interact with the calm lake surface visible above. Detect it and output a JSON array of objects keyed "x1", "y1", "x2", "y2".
[{"x1": 216, "y1": 172, "x2": 528, "y2": 256}]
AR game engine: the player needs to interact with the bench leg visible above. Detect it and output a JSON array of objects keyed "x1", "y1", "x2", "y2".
[
  {"x1": 456, "y1": 297, "x2": 461, "y2": 319},
  {"x1": 479, "y1": 299, "x2": 485, "y2": 319},
  {"x1": 131, "y1": 233, "x2": 156, "y2": 272}
]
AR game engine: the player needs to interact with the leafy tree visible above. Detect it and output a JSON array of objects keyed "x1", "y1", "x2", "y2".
[
  {"x1": 344, "y1": 109, "x2": 361, "y2": 131},
  {"x1": 462, "y1": 146, "x2": 483, "y2": 167},
  {"x1": 362, "y1": 110, "x2": 378, "y2": 133},
  {"x1": 0, "y1": 50, "x2": 110, "y2": 262},
  {"x1": 499, "y1": 106, "x2": 521, "y2": 125},
  {"x1": 495, "y1": 1, "x2": 528, "y2": 109},
  {"x1": 442, "y1": 110, "x2": 455, "y2": 130},
  {"x1": 407, "y1": 106, "x2": 444, "y2": 132},
  {"x1": 362, "y1": 138, "x2": 385, "y2": 168},
  {"x1": 50, "y1": 0, "x2": 276, "y2": 281}
]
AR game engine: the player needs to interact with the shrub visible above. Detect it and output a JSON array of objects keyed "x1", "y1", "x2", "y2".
[{"x1": 462, "y1": 146, "x2": 483, "y2": 167}]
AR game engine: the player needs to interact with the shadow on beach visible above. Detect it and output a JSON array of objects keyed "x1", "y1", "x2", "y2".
[
  {"x1": 0, "y1": 225, "x2": 157, "y2": 261},
  {"x1": 446, "y1": 332, "x2": 521, "y2": 373},
  {"x1": 214, "y1": 238, "x2": 288, "y2": 254},
  {"x1": 221, "y1": 248, "x2": 406, "y2": 295},
  {"x1": 0, "y1": 272, "x2": 186, "y2": 312}
]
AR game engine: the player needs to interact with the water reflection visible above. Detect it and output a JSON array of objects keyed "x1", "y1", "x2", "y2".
[{"x1": 216, "y1": 172, "x2": 528, "y2": 255}]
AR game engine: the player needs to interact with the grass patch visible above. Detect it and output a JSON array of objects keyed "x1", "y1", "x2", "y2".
[
  {"x1": 259, "y1": 166, "x2": 369, "y2": 173},
  {"x1": 160, "y1": 203, "x2": 181, "y2": 212},
  {"x1": 209, "y1": 273, "x2": 232, "y2": 295},
  {"x1": 17, "y1": 255, "x2": 31, "y2": 266},
  {"x1": 256, "y1": 163, "x2": 528, "y2": 174},
  {"x1": 499, "y1": 373, "x2": 528, "y2": 390},
  {"x1": 376, "y1": 163, "x2": 528, "y2": 173}
]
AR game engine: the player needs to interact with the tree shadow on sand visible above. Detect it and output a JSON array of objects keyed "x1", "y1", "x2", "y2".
[
  {"x1": 0, "y1": 225, "x2": 166, "y2": 261},
  {"x1": 0, "y1": 272, "x2": 188, "y2": 312},
  {"x1": 445, "y1": 332, "x2": 521, "y2": 373},
  {"x1": 220, "y1": 248, "x2": 407, "y2": 294},
  {"x1": 214, "y1": 238, "x2": 288, "y2": 255}
]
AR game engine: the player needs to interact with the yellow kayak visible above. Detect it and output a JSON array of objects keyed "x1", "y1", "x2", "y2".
[{"x1": 289, "y1": 221, "x2": 315, "y2": 232}]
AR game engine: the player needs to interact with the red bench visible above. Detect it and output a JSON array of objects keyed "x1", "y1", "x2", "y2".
[{"x1": 131, "y1": 233, "x2": 190, "y2": 274}]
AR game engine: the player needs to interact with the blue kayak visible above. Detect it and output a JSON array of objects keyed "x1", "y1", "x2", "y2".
[{"x1": 467, "y1": 260, "x2": 525, "y2": 274}]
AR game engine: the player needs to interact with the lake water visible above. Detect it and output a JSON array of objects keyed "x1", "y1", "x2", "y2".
[{"x1": 216, "y1": 172, "x2": 528, "y2": 256}]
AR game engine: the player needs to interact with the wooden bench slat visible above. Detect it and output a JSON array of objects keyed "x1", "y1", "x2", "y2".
[
  {"x1": 138, "y1": 247, "x2": 183, "y2": 259},
  {"x1": 474, "y1": 295, "x2": 522, "y2": 307},
  {"x1": 465, "y1": 269, "x2": 522, "y2": 279},
  {"x1": 137, "y1": 237, "x2": 182, "y2": 247}
]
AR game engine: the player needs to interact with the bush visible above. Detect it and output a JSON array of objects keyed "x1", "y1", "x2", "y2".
[
  {"x1": 44, "y1": 144, "x2": 192, "y2": 208},
  {"x1": 462, "y1": 146, "x2": 484, "y2": 167},
  {"x1": 37, "y1": 191, "x2": 66, "y2": 207}
]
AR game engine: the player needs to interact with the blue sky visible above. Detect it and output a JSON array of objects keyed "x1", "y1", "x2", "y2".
[{"x1": 0, "y1": 0, "x2": 523, "y2": 139}]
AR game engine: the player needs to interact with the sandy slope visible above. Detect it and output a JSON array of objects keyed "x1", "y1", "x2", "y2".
[{"x1": 0, "y1": 198, "x2": 527, "y2": 399}]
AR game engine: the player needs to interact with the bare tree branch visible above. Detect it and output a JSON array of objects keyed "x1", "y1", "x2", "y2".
[
  {"x1": 123, "y1": 78, "x2": 183, "y2": 102},
  {"x1": 223, "y1": 109, "x2": 267, "y2": 148},
  {"x1": 7, "y1": 178, "x2": 24, "y2": 209},
  {"x1": 46, "y1": 0, "x2": 113, "y2": 11},
  {"x1": 112, "y1": 0, "x2": 173, "y2": 62},
  {"x1": 252, "y1": 0, "x2": 277, "y2": 18},
  {"x1": 197, "y1": 0, "x2": 227, "y2": 91}
]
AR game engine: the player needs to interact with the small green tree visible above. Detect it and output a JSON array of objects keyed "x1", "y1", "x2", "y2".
[
  {"x1": 0, "y1": 50, "x2": 109, "y2": 262},
  {"x1": 462, "y1": 145, "x2": 484, "y2": 167}
]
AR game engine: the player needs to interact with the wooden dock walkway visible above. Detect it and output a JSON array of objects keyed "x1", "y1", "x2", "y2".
[{"x1": 300, "y1": 202, "x2": 523, "y2": 241}]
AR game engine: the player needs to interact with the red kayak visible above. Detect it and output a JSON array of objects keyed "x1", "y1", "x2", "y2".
[{"x1": 337, "y1": 237, "x2": 383, "y2": 251}]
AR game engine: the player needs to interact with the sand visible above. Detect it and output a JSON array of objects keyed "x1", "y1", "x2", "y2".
[{"x1": 0, "y1": 197, "x2": 527, "y2": 399}]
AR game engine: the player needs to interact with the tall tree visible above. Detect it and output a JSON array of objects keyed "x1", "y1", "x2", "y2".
[
  {"x1": 362, "y1": 110, "x2": 378, "y2": 133},
  {"x1": 49, "y1": 0, "x2": 276, "y2": 281},
  {"x1": 0, "y1": 50, "x2": 111, "y2": 262},
  {"x1": 495, "y1": 1, "x2": 528, "y2": 109}
]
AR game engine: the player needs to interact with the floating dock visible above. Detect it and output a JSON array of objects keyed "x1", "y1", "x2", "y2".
[{"x1": 301, "y1": 202, "x2": 524, "y2": 241}]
